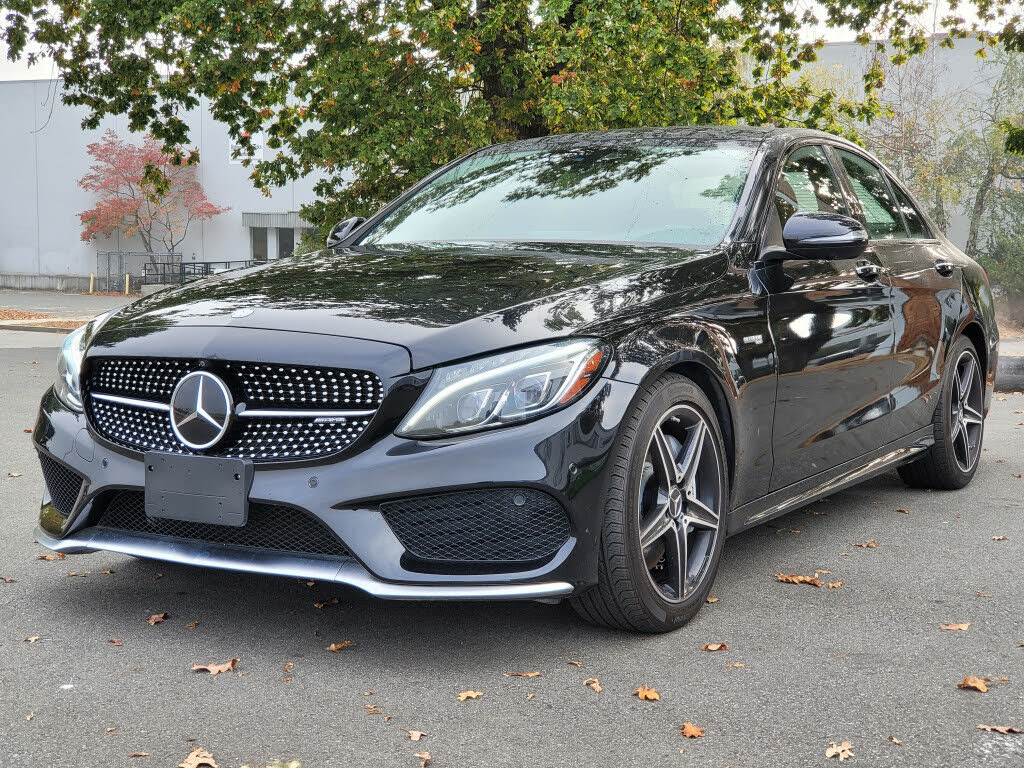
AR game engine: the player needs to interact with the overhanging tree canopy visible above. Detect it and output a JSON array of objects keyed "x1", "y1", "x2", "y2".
[{"x1": 3, "y1": 0, "x2": 1023, "y2": 235}]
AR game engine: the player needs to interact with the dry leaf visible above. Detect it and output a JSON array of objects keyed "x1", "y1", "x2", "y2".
[
  {"x1": 364, "y1": 704, "x2": 382, "y2": 715},
  {"x1": 896, "y1": 508, "x2": 910, "y2": 514},
  {"x1": 976, "y1": 725, "x2": 1022, "y2": 734},
  {"x1": 583, "y1": 677, "x2": 602, "y2": 693},
  {"x1": 66, "y1": 571, "x2": 90, "y2": 577},
  {"x1": 702, "y1": 643, "x2": 729, "y2": 652},
  {"x1": 977, "y1": 592, "x2": 993, "y2": 598},
  {"x1": 152, "y1": 573, "x2": 163, "y2": 580},
  {"x1": 129, "y1": 752, "x2": 149, "y2": 758},
  {"x1": 888, "y1": 735, "x2": 901, "y2": 745},
  {"x1": 187, "y1": 621, "x2": 199, "y2": 629},
  {"x1": 1, "y1": 576, "x2": 15, "y2": 583},
  {"x1": 827, "y1": 581, "x2": 844, "y2": 589},
  {"x1": 567, "y1": 659, "x2": 583, "y2": 667},
  {"x1": 100, "y1": 569, "x2": 114, "y2": 575},
  {"x1": 993, "y1": 535, "x2": 1009, "y2": 541},
  {"x1": 26, "y1": 712, "x2": 34, "y2": 721},
  {"x1": 851, "y1": 540, "x2": 878, "y2": 548},
  {"x1": 8, "y1": 472, "x2": 23, "y2": 477},
  {"x1": 108, "y1": 638, "x2": 123, "y2": 646},
  {"x1": 283, "y1": 662, "x2": 294, "y2": 674},
  {"x1": 179, "y1": 747, "x2": 217, "y2": 768},
  {"x1": 363, "y1": 691, "x2": 374, "y2": 696},
  {"x1": 940, "y1": 623, "x2": 971, "y2": 631},
  {"x1": 814, "y1": 569, "x2": 832, "y2": 576},
  {"x1": 403, "y1": 730, "x2": 427, "y2": 741},
  {"x1": 726, "y1": 662, "x2": 744, "y2": 668},
  {"x1": 24, "y1": 635, "x2": 41, "y2": 643},
  {"x1": 1014, "y1": 474, "x2": 1023, "y2": 479},
  {"x1": 680, "y1": 723, "x2": 704, "y2": 739},
  {"x1": 839, "y1": 552, "x2": 849, "y2": 556},
  {"x1": 826, "y1": 741, "x2": 854, "y2": 761},
  {"x1": 106, "y1": 726, "x2": 119, "y2": 735},
  {"x1": 415, "y1": 752, "x2": 431, "y2": 768},
  {"x1": 775, "y1": 573, "x2": 822, "y2": 587},
  {"x1": 457, "y1": 690, "x2": 484, "y2": 701},
  {"x1": 313, "y1": 597, "x2": 339, "y2": 609},
  {"x1": 635, "y1": 685, "x2": 660, "y2": 701},
  {"x1": 192, "y1": 659, "x2": 238, "y2": 675},
  {"x1": 705, "y1": 595, "x2": 719, "y2": 603},
  {"x1": 503, "y1": 671, "x2": 542, "y2": 677},
  {"x1": 23, "y1": 428, "x2": 32, "y2": 433},
  {"x1": 526, "y1": 693, "x2": 535, "y2": 700},
  {"x1": 36, "y1": 553, "x2": 66, "y2": 561},
  {"x1": 326, "y1": 641, "x2": 355, "y2": 652},
  {"x1": 958, "y1": 676, "x2": 989, "y2": 693},
  {"x1": 146, "y1": 613, "x2": 167, "y2": 626}
]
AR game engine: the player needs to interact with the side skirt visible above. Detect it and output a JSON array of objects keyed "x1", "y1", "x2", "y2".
[{"x1": 727, "y1": 426, "x2": 934, "y2": 535}]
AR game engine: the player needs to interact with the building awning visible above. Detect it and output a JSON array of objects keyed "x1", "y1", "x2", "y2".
[{"x1": 241, "y1": 211, "x2": 313, "y2": 229}]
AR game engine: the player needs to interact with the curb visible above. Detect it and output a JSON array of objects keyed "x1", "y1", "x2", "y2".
[{"x1": 0, "y1": 323, "x2": 71, "y2": 334}]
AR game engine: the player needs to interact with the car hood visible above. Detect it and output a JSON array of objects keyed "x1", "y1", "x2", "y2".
[{"x1": 99, "y1": 243, "x2": 725, "y2": 370}]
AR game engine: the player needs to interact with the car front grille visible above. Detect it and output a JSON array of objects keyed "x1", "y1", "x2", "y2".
[
  {"x1": 39, "y1": 453, "x2": 85, "y2": 518},
  {"x1": 379, "y1": 488, "x2": 571, "y2": 564},
  {"x1": 95, "y1": 490, "x2": 351, "y2": 557},
  {"x1": 83, "y1": 357, "x2": 383, "y2": 462}
]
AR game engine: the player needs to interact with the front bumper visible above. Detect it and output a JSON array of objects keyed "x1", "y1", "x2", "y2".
[{"x1": 34, "y1": 376, "x2": 638, "y2": 599}]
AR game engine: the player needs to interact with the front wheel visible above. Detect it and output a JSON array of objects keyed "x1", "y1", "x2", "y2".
[
  {"x1": 898, "y1": 335, "x2": 985, "y2": 490},
  {"x1": 570, "y1": 374, "x2": 728, "y2": 633}
]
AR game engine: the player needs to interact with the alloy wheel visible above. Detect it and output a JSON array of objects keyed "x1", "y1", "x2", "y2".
[
  {"x1": 637, "y1": 405, "x2": 723, "y2": 603},
  {"x1": 950, "y1": 349, "x2": 984, "y2": 472}
]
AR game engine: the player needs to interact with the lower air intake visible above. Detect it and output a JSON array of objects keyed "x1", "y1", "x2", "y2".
[
  {"x1": 39, "y1": 453, "x2": 85, "y2": 518},
  {"x1": 379, "y1": 488, "x2": 571, "y2": 564},
  {"x1": 95, "y1": 491, "x2": 350, "y2": 557}
]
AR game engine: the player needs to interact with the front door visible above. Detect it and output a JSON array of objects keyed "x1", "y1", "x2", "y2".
[{"x1": 759, "y1": 144, "x2": 898, "y2": 491}]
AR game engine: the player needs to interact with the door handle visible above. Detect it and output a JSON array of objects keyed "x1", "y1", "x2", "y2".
[
  {"x1": 855, "y1": 262, "x2": 883, "y2": 281},
  {"x1": 934, "y1": 260, "x2": 955, "y2": 276}
]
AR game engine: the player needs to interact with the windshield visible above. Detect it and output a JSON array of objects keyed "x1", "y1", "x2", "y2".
[{"x1": 360, "y1": 143, "x2": 755, "y2": 248}]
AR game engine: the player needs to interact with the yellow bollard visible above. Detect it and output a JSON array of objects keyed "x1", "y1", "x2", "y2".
[
  {"x1": 89, "y1": 273, "x2": 94, "y2": 294},
  {"x1": 124, "y1": 273, "x2": 130, "y2": 295}
]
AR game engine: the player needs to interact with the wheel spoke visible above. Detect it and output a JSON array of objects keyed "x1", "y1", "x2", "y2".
[
  {"x1": 959, "y1": 356, "x2": 976, "y2": 401},
  {"x1": 951, "y1": 418, "x2": 963, "y2": 444},
  {"x1": 650, "y1": 427, "x2": 683, "y2": 486},
  {"x1": 962, "y1": 403, "x2": 983, "y2": 425},
  {"x1": 664, "y1": 521, "x2": 686, "y2": 600},
  {"x1": 639, "y1": 502, "x2": 674, "y2": 550},
  {"x1": 679, "y1": 420, "x2": 706, "y2": 487},
  {"x1": 685, "y1": 497, "x2": 719, "y2": 530},
  {"x1": 955, "y1": 423, "x2": 970, "y2": 462}
]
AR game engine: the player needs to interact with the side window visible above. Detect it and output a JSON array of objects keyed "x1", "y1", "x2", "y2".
[
  {"x1": 774, "y1": 145, "x2": 847, "y2": 227},
  {"x1": 888, "y1": 180, "x2": 929, "y2": 238},
  {"x1": 835, "y1": 150, "x2": 907, "y2": 240}
]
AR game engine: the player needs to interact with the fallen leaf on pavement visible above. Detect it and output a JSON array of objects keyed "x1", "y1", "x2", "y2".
[
  {"x1": 364, "y1": 704, "x2": 382, "y2": 715},
  {"x1": 66, "y1": 572, "x2": 90, "y2": 578},
  {"x1": 313, "y1": 598, "x2": 339, "y2": 609},
  {"x1": 567, "y1": 659, "x2": 583, "y2": 667},
  {"x1": 977, "y1": 592, "x2": 993, "y2": 598},
  {"x1": 851, "y1": 540, "x2": 878, "y2": 548},
  {"x1": 993, "y1": 535, "x2": 1008, "y2": 541},
  {"x1": 284, "y1": 662, "x2": 294, "y2": 674},
  {"x1": 36, "y1": 553, "x2": 66, "y2": 561},
  {"x1": 187, "y1": 621, "x2": 199, "y2": 629},
  {"x1": 896, "y1": 508, "x2": 910, "y2": 514},
  {"x1": 1, "y1": 576, "x2": 15, "y2": 583},
  {"x1": 129, "y1": 752, "x2": 149, "y2": 758},
  {"x1": 826, "y1": 741, "x2": 854, "y2": 760},
  {"x1": 680, "y1": 723, "x2": 704, "y2": 739},
  {"x1": 108, "y1": 638, "x2": 123, "y2": 646},
  {"x1": 634, "y1": 685, "x2": 660, "y2": 701},
  {"x1": 403, "y1": 730, "x2": 427, "y2": 741},
  {"x1": 192, "y1": 659, "x2": 238, "y2": 675},
  {"x1": 8, "y1": 472, "x2": 23, "y2": 477},
  {"x1": 814, "y1": 569, "x2": 832, "y2": 576},
  {"x1": 106, "y1": 726, "x2": 118, "y2": 735},
  {"x1": 503, "y1": 671, "x2": 542, "y2": 677},
  {"x1": 326, "y1": 641, "x2": 355, "y2": 652},
  {"x1": 827, "y1": 581, "x2": 844, "y2": 589},
  {"x1": 583, "y1": 677, "x2": 602, "y2": 693},
  {"x1": 526, "y1": 693, "x2": 535, "y2": 700},
  {"x1": 23, "y1": 428, "x2": 32, "y2": 433},
  {"x1": 958, "y1": 676, "x2": 989, "y2": 693},
  {"x1": 976, "y1": 725, "x2": 1022, "y2": 734},
  {"x1": 941, "y1": 623, "x2": 971, "y2": 631},
  {"x1": 146, "y1": 613, "x2": 167, "y2": 626},
  {"x1": 888, "y1": 735, "x2": 901, "y2": 745},
  {"x1": 726, "y1": 662, "x2": 744, "y2": 668},
  {"x1": 99, "y1": 569, "x2": 114, "y2": 575},
  {"x1": 179, "y1": 747, "x2": 217, "y2": 768},
  {"x1": 415, "y1": 752, "x2": 431, "y2": 768},
  {"x1": 775, "y1": 573, "x2": 822, "y2": 587},
  {"x1": 24, "y1": 635, "x2": 41, "y2": 643},
  {"x1": 702, "y1": 643, "x2": 728, "y2": 652},
  {"x1": 457, "y1": 690, "x2": 484, "y2": 701},
  {"x1": 705, "y1": 595, "x2": 719, "y2": 603},
  {"x1": 26, "y1": 712, "x2": 34, "y2": 721}
]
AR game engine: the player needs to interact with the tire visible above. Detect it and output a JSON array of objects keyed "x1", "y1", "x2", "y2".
[
  {"x1": 570, "y1": 374, "x2": 728, "y2": 633},
  {"x1": 897, "y1": 335, "x2": 985, "y2": 490}
]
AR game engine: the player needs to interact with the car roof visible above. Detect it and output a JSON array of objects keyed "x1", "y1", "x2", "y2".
[{"x1": 485, "y1": 125, "x2": 851, "y2": 153}]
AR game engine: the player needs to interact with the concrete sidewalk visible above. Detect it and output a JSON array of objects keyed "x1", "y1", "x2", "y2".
[{"x1": 0, "y1": 288, "x2": 135, "y2": 318}]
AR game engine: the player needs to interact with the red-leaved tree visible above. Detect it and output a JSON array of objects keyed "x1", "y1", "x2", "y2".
[{"x1": 78, "y1": 130, "x2": 228, "y2": 258}]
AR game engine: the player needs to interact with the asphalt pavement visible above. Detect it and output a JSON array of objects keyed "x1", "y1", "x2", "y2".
[{"x1": 1, "y1": 330, "x2": 1022, "y2": 768}]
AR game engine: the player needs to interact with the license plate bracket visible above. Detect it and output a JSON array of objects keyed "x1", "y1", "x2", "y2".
[{"x1": 144, "y1": 452, "x2": 253, "y2": 527}]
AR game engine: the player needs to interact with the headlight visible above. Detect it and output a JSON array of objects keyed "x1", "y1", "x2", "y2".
[
  {"x1": 396, "y1": 339, "x2": 607, "y2": 438},
  {"x1": 54, "y1": 310, "x2": 116, "y2": 411}
]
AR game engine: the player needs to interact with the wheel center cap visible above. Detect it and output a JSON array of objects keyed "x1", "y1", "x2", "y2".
[{"x1": 668, "y1": 487, "x2": 684, "y2": 519}]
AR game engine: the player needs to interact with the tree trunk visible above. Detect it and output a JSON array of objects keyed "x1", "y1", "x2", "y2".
[{"x1": 965, "y1": 164, "x2": 997, "y2": 258}]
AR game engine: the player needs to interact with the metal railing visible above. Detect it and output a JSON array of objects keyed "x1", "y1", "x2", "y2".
[
  {"x1": 142, "y1": 260, "x2": 254, "y2": 285},
  {"x1": 96, "y1": 251, "x2": 181, "y2": 293}
]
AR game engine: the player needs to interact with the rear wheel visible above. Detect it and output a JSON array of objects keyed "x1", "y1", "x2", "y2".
[
  {"x1": 570, "y1": 374, "x2": 727, "y2": 633},
  {"x1": 898, "y1": 336, "x2": 985, "y2": 490}
]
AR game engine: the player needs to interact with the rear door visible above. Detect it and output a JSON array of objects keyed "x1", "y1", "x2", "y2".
[
  {"x1": 833, "y1": 148, "x2": 963, "y2": 436},
  {"x1": 761, "y1": 143, "x2": 898, "y2": 491}
]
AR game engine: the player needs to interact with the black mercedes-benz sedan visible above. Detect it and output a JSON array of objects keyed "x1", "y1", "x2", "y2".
[{"x1": 34, "y1": 127, "x2": 997, "y2": 632}]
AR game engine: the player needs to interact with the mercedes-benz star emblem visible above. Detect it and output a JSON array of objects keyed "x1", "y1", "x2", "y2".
[{"x1": 170, "y1": 371, "x2": 234, "y2": 450}]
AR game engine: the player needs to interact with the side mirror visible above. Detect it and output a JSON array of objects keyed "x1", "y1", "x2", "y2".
[
  {"x1": 777, "y1": 211, "x2": 868, "y2": 261},
  {"x1": 326, "y1": 217, "x2": 366, "y2": 248}
]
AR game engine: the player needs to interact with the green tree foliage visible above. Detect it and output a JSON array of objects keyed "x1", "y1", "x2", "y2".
[{"x1": 2, "y1": 0, "x2": 1022, "y2": 236}]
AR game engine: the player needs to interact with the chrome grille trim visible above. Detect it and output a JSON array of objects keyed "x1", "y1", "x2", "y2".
[
  {"x1": 238, "y1": 408, "x2": 378, "y2": 419},
  {"x1": 91, "y1": 392, "x2": 171, "y2": 412}
]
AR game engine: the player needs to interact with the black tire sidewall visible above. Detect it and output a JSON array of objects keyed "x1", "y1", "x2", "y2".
[{"x1": 940, "y1": 338, "x2": 983, "y2": 484}]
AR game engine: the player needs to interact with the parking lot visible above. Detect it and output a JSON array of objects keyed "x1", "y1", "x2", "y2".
[{"x1": 1, "y1": 328, "x2": 1022, "y2": 767}]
